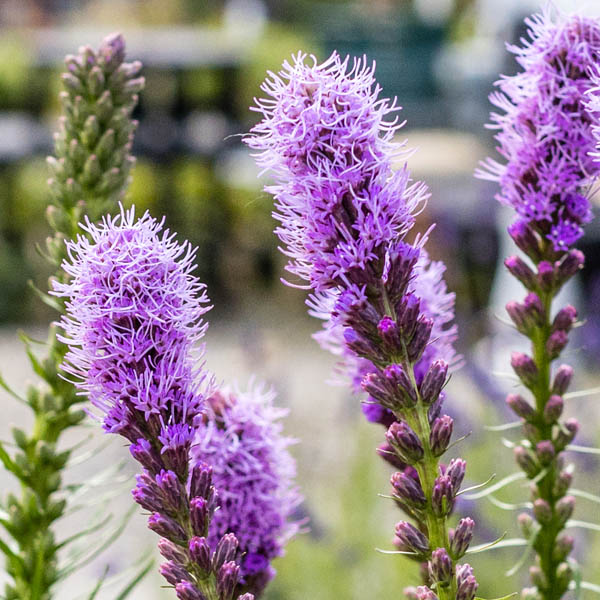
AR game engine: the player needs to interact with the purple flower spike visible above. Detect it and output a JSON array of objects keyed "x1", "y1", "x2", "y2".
[
  {"x1": 477, "y1": 9, "x2": 600, "y2": 253},
  {"x1": 192, "y1": 384, "x2": 302, "y2": 589},
  {"x1": 53, "y1": 207, "x2": 211, "y2": 440}
]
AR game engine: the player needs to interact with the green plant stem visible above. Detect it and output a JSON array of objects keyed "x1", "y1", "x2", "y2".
[
  {"x1": 529, "y1": 289, "x2": 563, "y2": 600},
  {"x1": 403, "y1": 365, "x2": 456, "y2": 600}
]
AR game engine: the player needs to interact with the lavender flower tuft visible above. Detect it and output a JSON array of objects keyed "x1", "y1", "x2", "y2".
[
  {"x1": 193, "y1": 384, "x2": 302, "y2": 595},
  {"x1": 477, "y1": 9, "x2": 600, "y2": 253}
]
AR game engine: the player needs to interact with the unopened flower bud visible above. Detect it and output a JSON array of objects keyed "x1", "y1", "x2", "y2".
[
  {"x1": 159, "y1": 560, "x2": 192, "y2": 585},
  {"x1": 508, "y1": 221, "x2": 543, "y2": 262},
  {"x1": 419, "y1": 360, "x2": 448, "y2": 405},
  {"x1": 362, "y1": 364, "x2": 416, "y2": 410},
  {"x1": 552, "y1": 365, "x2": 573, "y2": 395},
  {"x1": 445, "y1": 458, "x2": 466, "y2": 492},
  {"x1": 386, "y1": 421, "x2": 424, "y2": 464},
  {"x1": 391, "y1": 471, "x2": 426, "y2": 509},
  {"x1": 415, "y1": 586, "x2": 438, "y2": 600},
  {"x1": 505, "y1": 255, "x2": 536, "y2": 289},
  {"x1": 556, "y1": 495, "x2": 575, "y2": 526},
  {"x1": 537, "y1": 261, "x2": 555, "y2": 291},
  {"x1": 216, "y1": 561, "x2": 240, "y2": 600},
  {"x1": 189, "y1": 463, "x2": 212, "y2": 499},
  {"x1": 553, "y1": 470, "x2": 573, "y2": 498},
  {"x1": 395, "y1": 521, "x2": 430, "y2": 556},
  {"x1": 430, "y1": 415, "x2": 453, "y2": 457},
  {"x1": 554, "y1": 418, "x2": 579, "y2": 450},
  {"x1": 432, "y1": 475, "x2": 454, "y2": 517},
  {"x1": 148, "y1": 513, "x2": 187, "y2": 544},
  {"x1": 507, "y1": 393, "x2": 535, "y2": 420},
  {"x1": 175, "y1": 581, "x2": 206, "y2": 600},
  {"x1": 521, "y1": 588, "x2": 541, "y2": 600},
  {"x1": 429, "y1": 548, "x2": 454, "y2": 584},
  {"x1": 378, "y1": 316, "x2": 400, "y2": 351},
  {"x1": 190, "y1": 497, "x2": 209, "y2": 537},
  {"x1": 529, "y1": 566, "x2": 547, "y2": 590},
  {"x1": 157, "y1": 539, "x2": 187, "y2": 564},
  {"x1": 376, "y1": 442, "x2": 407, "y2": 470},
  {"x1": 556, "y1": 561, "x2": 574, "y2": 591},
  {"x1": 553, "y1": 533, "x2": 574, "y2": 562},
  {"x1": 556, "y1": 249, "x2": 584, "y2": 284},
  {"x1": 456, "y1": 563, "x2": 478, "y2": 600},
  {"x1": 552, "y1": 305, "x2": 577, "y2": 333},
  {"x1": 212, "y1": 533, "x2": 239, "y2": 571},
  {"x1": 544, "y1": 395, "x2": 563, "y2": 423},
  {"x1": 189, "y1": 536, "x2": 211, "y2": 572},
  {"x1": 518, "y1": 513, "x2": 534, "y2": 538},
  {"x1": 515, "y1": 446, "x2": 539, "y2": 478},
  {"x1": 546, "y1": 330, "x2": 568, "y2": 359},
  {"x1": 535, "y1": 441, "x2": 555, "y2": 465},
  {"x1": 408, "y1": 317, "x2": 434, "y2": 363},
  {"x1": 533, "y1": 498, "x2": 552, "y2": 524},
  {"x1": 511, "y1": 352, "x2": 538, "y2": 388},
  {"x1": 449, "y1": 518, "x2": 474, "y2": 558}
]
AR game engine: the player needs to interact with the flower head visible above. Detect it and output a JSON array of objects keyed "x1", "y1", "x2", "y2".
[
  {"x1": 246, "y1": 51, "x2": 428, "y2": 291},
  {"x1": 53, "y1": 206, "x2": 211, "y2": 443},
  {"x1": 477, "y1": 9, "x2": 600, "y2": 252},
  {"x1": 193, "y1": 383, "x2": 301, "y2": 588}
]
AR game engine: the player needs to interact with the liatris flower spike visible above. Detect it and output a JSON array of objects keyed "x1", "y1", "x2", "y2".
[
  {"x1": 53, "y1": 208, "x2": 253, "y2": 600},
  {"x1": 193, "y1": 384, "x2": 302, "y2": 597},
  {"x1": 247, "y1": 52, "x2": 482, "y2": 600},
  {"x1": 478, "y1": 9, "x2": 600, "y2": 599},
  {"x1": 0, "y1": 34, "x2": 144, "y2": 600}
]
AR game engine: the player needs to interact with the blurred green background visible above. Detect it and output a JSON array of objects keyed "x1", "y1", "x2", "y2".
[{"x1": 0, "y1": 0, "x2": 599, "y2": 598}]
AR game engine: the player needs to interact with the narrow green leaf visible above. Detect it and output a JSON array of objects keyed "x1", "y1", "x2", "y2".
[
  {"x1": 475, "y1": 593, "x2": 518, "y2": 600},
  {"x1": 571, "y1": 488, "x2": 600, "y2": 505},
  {"x1": 466, "y1": 532, "x2": 508, "y2": 554},
  {"x1": 463, "y1": 472, "x2": 526, "y2": 500},
  {"x1": 56, "y1": 513, "x2": 113, "y2": 550},
  {"x1": 114, "y1": 559, "x2": 154, "y2": 600},
  {"x1": 566, "y1": 444, "x2": 600, "y2": 455},
  {"x1": 457, "y1": 473, "x2": 496, "y2": 497},
  {"x1": 85, "y1": 566, "x2": 110, "y2": 600},
  {"x1": 484, "y1": 421, "x2": 522, "y2": 432},
  {"x1": 27, "y1": 280, "x2": 62, "y2": 312},
  {"x1": 375, "y1": 548, "x2": 419, "y2": 556},
  {"x1": 564, "y1": 386, "x2": 600, "y2": 400},
  {"x1": 505, "y1": 530, "x2": 538, "y2": 577},
  {"x1": 0, "y1": 373, "x2": 27, "y2": 405},
  {"x1": 566, "y1": 519, "x2": 600, "y2": 533}
]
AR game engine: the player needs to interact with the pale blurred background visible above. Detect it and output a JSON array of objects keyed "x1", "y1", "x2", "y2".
[{"x1": 0, "y1": 0, "x2": 599, "y2": 598}]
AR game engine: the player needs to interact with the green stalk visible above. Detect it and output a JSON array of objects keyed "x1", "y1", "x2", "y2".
[{"x1": 402, "y1": 365, "x2": 456, "y2": 600}]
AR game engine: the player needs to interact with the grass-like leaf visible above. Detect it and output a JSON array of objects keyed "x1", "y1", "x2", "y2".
[{"x1": 463, "y1": 471, "x2": 526, "y2": 500}]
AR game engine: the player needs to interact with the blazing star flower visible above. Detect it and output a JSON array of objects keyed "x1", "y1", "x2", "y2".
[
  {"x1": 53, "y1": 207, "x2": 252, "y2": 600},
  {"x1": 55, "y1": 207, "x2": 210, "y2": 442},
  {"x1": 477, "y1": 9, "x2": 600, "y2": 252},
  {"x1": 248, "y1": 52, "x2": 476, "y2": 599},
  {"x1": 248, "y1": 51, "x2": 429, "y2": 292},
  {"x1": 193, "y1": 383, "x2": 302, "y2": 596},
  {"x1": 478, "y1": 9, "x2": 600, "y2": 598}
]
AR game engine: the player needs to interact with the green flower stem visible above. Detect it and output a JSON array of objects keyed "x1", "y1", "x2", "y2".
[
  {"x1": 0, "y1": 34, "x2": 143, "y2": 600},
  {"x1": 529, "y1": 289, "x2": 565, "y2": 600},
  {"x1": 403, "y1": 365, "x2": 456, "y2": 600}
]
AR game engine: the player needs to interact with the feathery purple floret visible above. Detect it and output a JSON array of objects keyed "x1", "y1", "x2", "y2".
[
  {"x1": 193, "y1": 383, "x2": 302, "y2": 591},
  {"x1": 54, "y1": 207, "x2": 211, "y2": 441},
  {"x1": 477, "y1": 9, "x2": 600, "y2": 252},
  {"x1": 247, "y1": 51, "x2": 429, "y2": 292}
]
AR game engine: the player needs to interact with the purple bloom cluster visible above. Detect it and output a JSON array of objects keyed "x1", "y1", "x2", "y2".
[
  {"x1": 248, "y1": 52, "x2": 475, "y2": 599},
  {"x1": 193, "y1": 383, "x2": 302, "y2": 596},
  {"x1": 477, "y1": 9, "x2": 600, "y2": 252},
  {"x1": 479, "y1": 9, "x2": 600, "y2": 599},
  {"x1": 53, "y1": 208, "x2": 253, "y2": 600}
]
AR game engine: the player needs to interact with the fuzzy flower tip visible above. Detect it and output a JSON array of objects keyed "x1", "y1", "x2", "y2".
[
  {"x1": 53, "y1": 206, "x2": 211, "y2": 442},
  {"x1": 246, "y1": 51, "x2": 429, "y2": 292},
  {"x1": 477, "y1": 8, "x2": 600, "y2": 252},
  {"x1": 193, "y1": 383, "x2": 302, "y2": 591}
]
